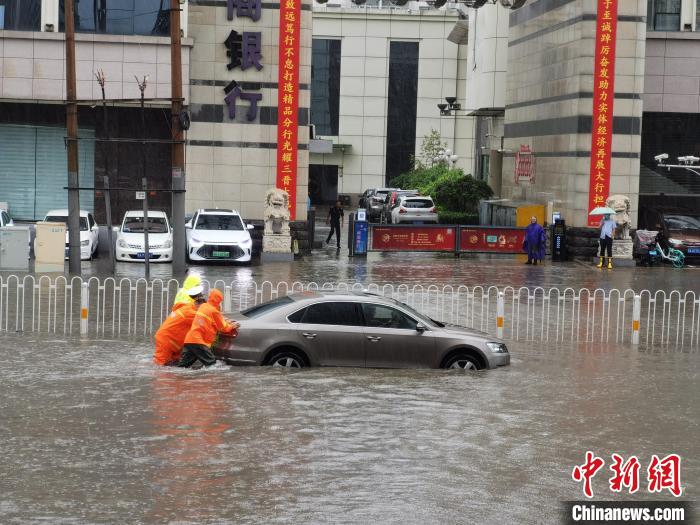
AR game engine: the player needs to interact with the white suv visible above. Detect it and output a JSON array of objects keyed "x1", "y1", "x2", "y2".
[
  {"x1": 391, "y1": 196, "x2": 439, "y2": 224},
  {"x1": 186, "y1": 209, "x2": 254, "y2": 263}
]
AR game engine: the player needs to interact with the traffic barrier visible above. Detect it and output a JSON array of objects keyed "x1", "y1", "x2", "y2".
[{"x1": 0, "y1": 275, "x2": 698, "y2": 347}]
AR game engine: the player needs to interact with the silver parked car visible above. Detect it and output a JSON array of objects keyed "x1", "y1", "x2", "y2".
[{"x1": 213, "y1": 292, "x2": 510, "y2": 370}]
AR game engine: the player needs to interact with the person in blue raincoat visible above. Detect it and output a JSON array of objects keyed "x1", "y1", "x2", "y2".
[{"x1": 523, "y1": 216, "x2": 546, "y2": 265}]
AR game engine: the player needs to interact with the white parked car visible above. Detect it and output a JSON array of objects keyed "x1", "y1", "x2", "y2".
[
  {"x1": 0, "y1": 209, "x2": 13, "y2": 228},
  {"x1": 115, "y1": 210, "x2": 173, "y2": 263},
  {"x1": 41, "y1": 209, "x2": 99, "y2": 260},
  {"x1": 391, "y1": 196, "x2": 439, "y2": 224},
  {"x1": 186, "y1": 209, "x2": 254, "y2": 263}
]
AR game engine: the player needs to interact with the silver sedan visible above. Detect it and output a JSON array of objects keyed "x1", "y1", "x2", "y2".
[{"x1": 213, "y1": 292, "x2": 510, "y2": 370}]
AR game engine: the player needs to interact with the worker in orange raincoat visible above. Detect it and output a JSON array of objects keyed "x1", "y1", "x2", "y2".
[
  {"x1": 178, "y1": 288, "x2": 240, "y2": 368},
  {"x1": 153, "y1": 286, "x2": 205, "y2": 366}
]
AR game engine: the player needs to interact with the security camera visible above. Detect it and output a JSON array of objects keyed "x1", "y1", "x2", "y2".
[
  {"x1": 654, "y1": 153, "x2": 668, "y2": 162},
  {"x1": 680, "y1": 155, "x2": 700, "y2": 164}
]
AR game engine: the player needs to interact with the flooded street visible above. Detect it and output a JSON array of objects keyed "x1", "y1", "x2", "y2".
[{"x1": 1, "y1": 334, "x2": 697, "y2": 524}]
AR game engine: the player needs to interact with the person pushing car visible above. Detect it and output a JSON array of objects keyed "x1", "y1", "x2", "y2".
[
  {"x1": 178, "y1": 288, "x2": 240, "y2": 368},
  {"x1": 153, "y1": 285, "x2": 206, "y2": 366}
]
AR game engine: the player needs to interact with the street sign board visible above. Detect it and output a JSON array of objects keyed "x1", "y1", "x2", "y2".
[{"x1": 135, "y1": 191, "x2": 146, "y2": 200}]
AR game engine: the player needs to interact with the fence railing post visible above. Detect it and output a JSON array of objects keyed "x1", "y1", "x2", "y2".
[
  {"x1": 80, "y1": 282, "x2": 89, "y2": 336},
  {"x1": 224, "y1": 285, "x2": 232, "y2": 313},
  {"x1": 632, "y1": 294, "x2": 641, "y2": 345},
  {"x1": 497, "y1": 291, "x2": 504, "y2": 339}
]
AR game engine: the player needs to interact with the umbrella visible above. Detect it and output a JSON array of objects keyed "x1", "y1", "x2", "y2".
[{"x1": 589, "y1": 207, "x2": 616, "y2": 216}]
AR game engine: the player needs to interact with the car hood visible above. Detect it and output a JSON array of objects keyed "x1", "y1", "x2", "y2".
[
  {"x1": 189, "y1": 229, "x2": 251, "y2": 243},
  {"x1": 64, "y1": 231, "x2": 91, "y2": 242},
  {"x1": 118, "y1": 232, "x2": 171, "y2": 242},
  {"x1": 668, "y1": 229, "x2": 700, "y2": 243},
  {"x1": 439, "y1": 323, "x2": 493, "y2": 339}
]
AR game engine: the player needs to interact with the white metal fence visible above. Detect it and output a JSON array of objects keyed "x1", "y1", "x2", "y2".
[{"x1": 0, "y1": 275, "x2": 699, "y2": 347}]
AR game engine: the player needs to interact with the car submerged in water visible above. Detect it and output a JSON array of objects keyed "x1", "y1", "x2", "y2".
[{"x1": 213, "y1": 291, "x2": 510, "y2": 370}]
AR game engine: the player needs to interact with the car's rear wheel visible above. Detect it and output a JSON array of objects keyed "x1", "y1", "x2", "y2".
[
  {"x1": 444, "y1": 354, "x2": 481, "y2": 371},
  {"x1": 266, "y1": 349, "x2": 306, "y2": 368}
]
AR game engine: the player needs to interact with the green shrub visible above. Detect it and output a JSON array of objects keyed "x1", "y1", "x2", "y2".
[
  {"x1": 390, "y1": 166, "x2": 493, "y2": 214},
  {"x1": 438, "y1": 211, "x2": 480, "y2": 225}
]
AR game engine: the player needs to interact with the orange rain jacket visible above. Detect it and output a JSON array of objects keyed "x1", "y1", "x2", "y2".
[
  {"x1": 184, "y1": 289, "x2": 236, "y2": 347},
  {"x1": 153, "y1": 302, "x2": 199, "y2": 365}
]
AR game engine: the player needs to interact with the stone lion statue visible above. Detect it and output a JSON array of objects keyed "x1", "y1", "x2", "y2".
[
  {"x1": 605, "y1": 194, "x2": 631, "y2": 240},
  {"x1": 264, "y1": 188, "x2": 291, "y2": 235}
]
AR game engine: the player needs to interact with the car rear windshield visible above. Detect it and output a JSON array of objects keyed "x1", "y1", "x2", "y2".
[
  {"x1": 402, "y1": 199, "x2": 433, "y2": 209},
  {"x1": 241, "y1": 296, "x2": 294, "y2": 318},
  {"x1": 122, "y1": 217, "x2": 168, "y2": 233},
  {"x1": 196, "y1": 214, "x2": 244, "y2": 231},
  {"x1": 664, "y1": 215, "x2": 700, "y2": 230},
  {"x1": 45, "y1": 216, "x2": 88, "y2": 231}
]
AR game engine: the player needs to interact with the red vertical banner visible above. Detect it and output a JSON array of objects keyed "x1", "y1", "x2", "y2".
[
  {"x1": 588, "y1": 0, "x2": 618, "y2": 227},
  {"x1": 276, "y1": 0, "x2": 301, "y2": 220}
]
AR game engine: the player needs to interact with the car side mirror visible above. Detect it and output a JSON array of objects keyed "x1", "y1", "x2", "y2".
[
  {"x1": 247, "y1": 224, "x2": 255, "y2": 230},
  {"x1": 112, "y1": 226, "x2": 119, "y2": 233},
  {"x1": 185, "y1": 223, "x2": 192, "y2": 229},
  {"x1": 415, "y1": 323, "x2": 426, "y2": 333}
]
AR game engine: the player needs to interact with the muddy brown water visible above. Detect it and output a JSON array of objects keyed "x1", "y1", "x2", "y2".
[{"x1": 0, "y1": 333, "x2": 697, "y2": 524}]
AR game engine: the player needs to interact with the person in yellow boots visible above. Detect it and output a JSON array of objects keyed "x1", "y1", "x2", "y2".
[
  {"x1": 597, "y1": 213, "x2": 616, "y2": 269},
  {"x1": 173, "y1": 271, "x2": 202, "y2": 305}
]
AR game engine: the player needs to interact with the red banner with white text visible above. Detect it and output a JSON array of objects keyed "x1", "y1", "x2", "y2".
[
  {"x1": 276, "y1": 0, "x2": 301, "y2": 219},
  {"x1": 587, "y1": 0, "x2": 618, "y2": 226}
]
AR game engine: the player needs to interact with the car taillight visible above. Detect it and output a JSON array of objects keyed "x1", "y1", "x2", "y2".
[
  {"x1": 399, "y1": 207, "x2": 407, "y2": 214},
  {"x1": 429, "y1": 207, "x2": 436, "y2": 213}
]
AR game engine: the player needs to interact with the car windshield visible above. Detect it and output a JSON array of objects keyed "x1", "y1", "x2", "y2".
[
  {"x1": 195, "y1": 214, "x2": 244, "y2": 231},
  {"x1": 241, "y1": 296, "x2": 294, "y2": 319},
  {"x1": 122, "y1": 217, "x2": 168, "y2": 233},
  {"x1": 402, "y1": 199, "x2": 434, "y2": 209},
  {"x1": 664, "y1": 215, "x2": 700, "y2": 230},
  {"x1": 45, "y1": 216, "x2": 88, "y2": 231}
]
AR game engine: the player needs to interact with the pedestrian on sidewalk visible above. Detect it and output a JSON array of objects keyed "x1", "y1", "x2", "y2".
[
  {"x1": 597, "y1": 213, "x2": 616, "y2": 269},
  {"x1": 326, "y1": 200, "x2": 344, "y2": 249},
  {"x1": 523, "y1": 216, "x2": 546, "y2": 265}
]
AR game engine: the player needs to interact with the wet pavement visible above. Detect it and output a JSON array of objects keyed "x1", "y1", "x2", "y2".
[
  {"x1": 0, "y1": 334, "x2": 697, "y2": 524},
  {"x1": 6, "y1": 246, "x2": 698, "y2": 295}
]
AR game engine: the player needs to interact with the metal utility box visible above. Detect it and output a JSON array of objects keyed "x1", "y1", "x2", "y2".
[
  {"x1": 552, "y1": 219, "x2": 567, "y2": 261},
  {"x1": 35, "y1": 222, "x2": 66, "y2": 272},
  {"x1": 0, "y1": 226, "x2": 30, "y2": 271}
]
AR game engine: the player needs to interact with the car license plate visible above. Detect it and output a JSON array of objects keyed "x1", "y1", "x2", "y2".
[
  {"x1": 212, "y1": 250, "x2": 230, "y2": 258},
  {"x1": 688, "y1": 248, "x2": 700, "y2": 254},
  {"x1": 136, "y1": 252, "x2": 154, "y2": 259},
  {"x1": 649, "y1": 250, "x2": 657, "y2": 256}
]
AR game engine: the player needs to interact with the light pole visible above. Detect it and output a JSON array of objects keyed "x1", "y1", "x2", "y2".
[{"x1": 437, "y1": 97, "x2": 461, "y2": 155}]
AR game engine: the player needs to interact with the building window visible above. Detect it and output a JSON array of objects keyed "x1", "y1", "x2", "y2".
[
  {"x1": 647, "y1": 0, "x2": 681, "y2": 31},
  {"x1": 0, "y1": 0, "x2": 41, "y2": 31},
  {"x1": 59, "y1": 0, "x2": 170, "y2": 36},
  {"x1": 385, "y1": 41, "x2": 419, "y2": 184},
  {"x1": 311, "y1": 39, "x2": 341, "y2": 136},
  {"x1": 479, "y1": 154, "x2": 490, "y2": 181}
]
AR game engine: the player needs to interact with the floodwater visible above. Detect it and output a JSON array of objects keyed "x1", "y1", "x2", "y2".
[{"x1": 1, "y1": 334, "x2": 697, "y2": 524}]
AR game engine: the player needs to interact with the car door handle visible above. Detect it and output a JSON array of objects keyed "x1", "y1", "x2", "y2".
[
  {"x1": 302, "y1": 332, "x2": 317, "y2": 339},
  {"x1": 366, "y1": 336, "x2": 382, "y2": 342}
]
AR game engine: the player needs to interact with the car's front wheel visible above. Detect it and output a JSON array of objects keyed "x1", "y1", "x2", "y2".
[
  {"x1": 266, "y1": 349, "x2": 306, "y2": 368},
  {"x1": 443, "y1": 354, "x2": 481, "y2": 371}
]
